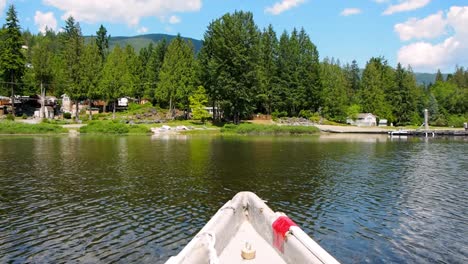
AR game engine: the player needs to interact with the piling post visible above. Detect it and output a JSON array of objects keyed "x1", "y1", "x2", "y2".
[{"x1": 424, "y1": 109, "x2": 429, "y2": 131}]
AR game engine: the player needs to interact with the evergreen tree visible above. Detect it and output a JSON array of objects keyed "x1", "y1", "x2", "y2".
[
  {"x1": 359, "y1": 57, "x2": 393, "y2": 119},
  {"x1": 157, "y1": 35, "x2": 197, "y2": 118},
  {"x1": 297, "y1": 28, "x2": 321, "y2": 112},
  {"x1": 145, "y1": 39, "x2": 167, "y2": 102},
  {"x1": 80, "y1": 43, "x2": 102, "y2": 119},
  {"x1": 390, "y1": 63, "x2": 419, "y2": 125},
  {"x1": 0, "y1": 5, "x2": 25, "y2": 116},
  {"x1": 61, "y1": 16, "x2": 85, "y2": 120},
  {"x1": 343, "y1": 60, "x2": 361, "y2": 102},
  {"x1": 276, "y1": 30, "x2": 300, "y2": 115},
  {"x1": 320, "y1": 58, "x2": 348, "y2": 121},
  {"x1": 124, "y1": 45, "x2": 142, "y2": 100},
  {"x1": 31, "y1": 35, "x2": 55, "y2": 118},
  {"x1": 257, "y1": 25, "x2": 279, "y2": 114},
  {"x1": 189, "y1": 86, "x2": 211, "y2": 123},
  {"x1": 99, "y1": 45, "x2": 132, "y2": 119},
  {"x1": 200, "y1": 11, "x2": 260, "y2": 124},
  {"x1": 435, "y1": 69, "x2": 444, "y2": 83},
  {"x1": 95, "y1": 25, "x2": 110, "y2": 62}
]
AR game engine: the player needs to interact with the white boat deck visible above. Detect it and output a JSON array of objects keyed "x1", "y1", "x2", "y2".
[{"x1": 219, "y1": 221, "x2": 287, "y2": 264}]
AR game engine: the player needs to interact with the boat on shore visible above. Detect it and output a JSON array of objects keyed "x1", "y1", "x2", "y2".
[{"x1": 166, "y1": 192, "x2": 339, "y2": 264}]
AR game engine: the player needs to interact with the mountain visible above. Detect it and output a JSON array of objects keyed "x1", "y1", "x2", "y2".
[
  {"x1": 414, "y1": 72, "x2": 448, "y2": 86},
  {"x1": 86, "y1": 33, "x2": 203, "y2": 53}
]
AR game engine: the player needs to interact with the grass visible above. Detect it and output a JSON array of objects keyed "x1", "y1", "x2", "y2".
[
  {"x1": 0, "y1": 121, "x2": 67, "y2": 134},
  {"x1": 221, "y1": 123, "x2": 319, "y2": 135},
  {"x1": 79, "y1": 120, "x2": 150, "y2": 135}
]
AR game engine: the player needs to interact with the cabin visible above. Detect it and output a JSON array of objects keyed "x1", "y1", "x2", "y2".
[
  {"x1": 347, "y1": 113, "x2": 377, "y2": 127},
  {"x1": 379, "y1": 119, "x2": 388, "y2": 127}
]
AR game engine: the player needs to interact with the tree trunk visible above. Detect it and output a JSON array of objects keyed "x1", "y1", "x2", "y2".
[
  {"x1": 40, "y1": 82, "x2": 45, "y2": 119},
  {"x1": 75, "y1": 100, "x2": 80, "y2": 122},
  {"x1": 88, "y1": 99, "x2": 93, "y2": 120},
  {"x1": 169, "y1": 96, "x2": 173, "y2": 119},
  {"x1": 10, "y1": 84, "x2": 15, "y2": 117},
  {"x1": 112, "y1": 100, "x2": 116, "y2": 119},
  {"x1": 103, "y1": 100, "x2": 107, "y2": 113},
  {"x1": 212, "y1": 100, "x2": 217, "y2": 121},
  {"x1": 234, "y1": 111, "x2": 240, "y2": 125}
]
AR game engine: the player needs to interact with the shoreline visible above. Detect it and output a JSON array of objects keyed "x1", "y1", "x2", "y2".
[{"x1": 1, "y1": 121, "x2": 467, "y2": 136}]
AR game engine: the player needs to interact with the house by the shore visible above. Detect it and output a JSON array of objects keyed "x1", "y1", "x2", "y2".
[{"x1": 347, "y1": 113, "x2": 377, "y2": 127}]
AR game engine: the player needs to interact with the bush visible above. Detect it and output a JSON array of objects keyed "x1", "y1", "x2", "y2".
[
  {"x1": 298, "y1": 110, "x2": 313, "y2": 119},
  {"x1": 221, "y1": 123, "x2": 319, "y2": 135},
  {"x1": 22, "y1": 114, "x2": 27, "y2": 119},
  {"x1": 309, "y1": 112, "x2": 321, "y2": 123},
  {"x1": 6, "y1": 114, "x2": 14, "y2": 121},
  {"x1": 0, "y1": 121, "x2": 67, "y2": 134},
  {"x1": 272, "y1": 110, "x2": 288, "y2": 120},
  {"x1": 63, "y1": 112, "x2": 72, "y2": 119},
  {"x1": 447, "y1": 115, "x2": 466, "y2": 127},
  {"x1": 79, "y1": 120, "x2": 150, "y2": 134}
]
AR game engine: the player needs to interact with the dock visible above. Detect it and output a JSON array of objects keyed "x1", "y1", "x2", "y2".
[
  {"x1": 389, "y1": 130, "x2": 468, "y2": 137},
  {"x1": 315, "y1": 125, "x2": 468, "y2": 137}
]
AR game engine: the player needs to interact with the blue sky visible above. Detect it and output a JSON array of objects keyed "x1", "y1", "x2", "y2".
[{"x1": 1, "y1": 0, "x2": 467, "y2": 73}]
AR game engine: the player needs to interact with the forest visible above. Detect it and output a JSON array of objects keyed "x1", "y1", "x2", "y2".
[{"x1": 0, "y1": 5, "x2": 467, "y2": 126}]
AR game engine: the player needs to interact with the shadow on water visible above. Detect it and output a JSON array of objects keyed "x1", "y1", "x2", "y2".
[{"x1": 0, "y1": 134, "x2": 467, "y2": 263}]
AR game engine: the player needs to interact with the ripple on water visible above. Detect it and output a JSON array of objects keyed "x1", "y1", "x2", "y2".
[{"x1": 0, "y1": 136, "x2": 467, "y2": 263}]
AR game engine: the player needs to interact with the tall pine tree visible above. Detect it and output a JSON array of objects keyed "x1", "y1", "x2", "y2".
[{"x1": 0, "y1": 5, "x2": 25, "y2": 116}]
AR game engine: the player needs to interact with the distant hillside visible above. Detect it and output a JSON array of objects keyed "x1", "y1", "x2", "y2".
[
  {"x1": 414, "y1": 72, "x2": 448, "y2": 86},
  {"x1": 85, "y1": 33, "x2": 203, "y2": 53}
]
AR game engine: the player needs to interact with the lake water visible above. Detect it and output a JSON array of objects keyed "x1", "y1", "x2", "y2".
[{"x1": 0, "y1": 134, "x2": 467, "y2": 263}]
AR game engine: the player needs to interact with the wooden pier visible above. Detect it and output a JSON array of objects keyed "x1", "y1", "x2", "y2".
[{"x1": 389, "y1": 130, "x2": 468, "y2": 137}]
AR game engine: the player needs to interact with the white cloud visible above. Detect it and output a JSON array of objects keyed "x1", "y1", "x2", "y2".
[
  {"x1": 169, "y1": 15, "x2": 181, "y2": 24},
  {"x1": 0, "y1": 0, "x2": 6, "y2": 16},
  {"x1": 42, "y1": 0, "x2": 201, "y2": 26},
  {"x1": 34, "y1": 11, "x2": 58, "y2": 33},
  {"x1": 265, "y1": 0, "x2": 306, "y2": 15},
  {"x1": 383, "y1": 0, "x2": 431, "y2": 15},
  {"x1": 340, "y1": 8, "x2": 362, "y2": 16},
  {"x1": 394, "y1": 11, "x2": 446, "y2": 41},
  {"x1": 397, "y1": 6, "x2": 468, "y2": 71},
  {"x1": 137, "y1": 26, "x2": 148, "y2": 34}
]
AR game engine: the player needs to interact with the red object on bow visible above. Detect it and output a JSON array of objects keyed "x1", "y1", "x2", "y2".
[{"x1": 272, "y1": 216, "x2": 298, "y2": 253}]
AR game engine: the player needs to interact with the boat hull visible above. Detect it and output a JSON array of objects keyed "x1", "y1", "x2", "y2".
[{"x1": 166, "y1": 192, "x2": 339, "y2": 264}]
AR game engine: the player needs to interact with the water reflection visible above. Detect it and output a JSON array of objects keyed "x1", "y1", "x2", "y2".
[{"x1": 0, "y1": 135, "x2": 466, "y2": 263}]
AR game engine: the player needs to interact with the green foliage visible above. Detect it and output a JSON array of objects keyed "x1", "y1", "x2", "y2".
[
  {"x1": 6, "y1": 113, "x2": 15, "y2": 121},
  {"x1": 221, "y1": 123, "x2": 319, "y2": 135},
  {"x1": 346, "y1": 104, "x2": 362, "y2": 120},
  {"x1": 63, "y1": 112, "x2": 72, "y2": 119},
  {"x1": 257, "y1": 25, "x2": 279, "y2": 114},
  {"x1": 80, "y1": 43, "x2": 103, "y2": 100},
  {"x1": 358, "y1": 57, "x2": 393, "y2": 119},
  {"x1": 127, "y1": 102, "x2": 154, "y2": 113},
  {"x1": 157, "y1": 35, "x2": 197, "y2": 112},
  {"x1": 309, "y1": 112, "x2": 321, "y2": 123},
  {"x1": 80, "y1": 120, "x2": 150, "y2": 134},
  {"x1": 298, "y1": 110, "x2": 313, "y2": 119},
  {"x1": 200, "y1": 11, "x2": 260, "y2": 124},
  {"x1": 0, "y1": 5, "x2": 26, "y2": 115},
  {"x1": 61, "y1": 16, "x2": 86, "y2": 106},
  {"x1": 144, "y1": 39, "x2": 167, "y2": 100},
  {"x1": 447, "y1": 115, "x2": 467, "y2": 127},
  {"x1": 0, "y1": 120, "x2": 67, "y2": 134},
  {"x1": 99, "y1": 45, "x2": 132, "y2": 115},
  {"x1": 189, "y1": 86, "x2": 211, "y2": 122},
  {"x1": 272, "y1": 110, "x2": 288, "y2": 120},
  {"x1": 95, "y1": 25, "x2": 110, "y2": 62},
  {"x1": 320, "y1": 58, "x2": 348, "y2": 121},
  {"x1": 388, "y1": 63, "x2": 421, "y2": 125},
  {"x1": 0, "y1": 8, "x2": 466, "y2": 128},
  {"x1": 21, "y1": 113, "x2": 27, "y2": 119}
]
